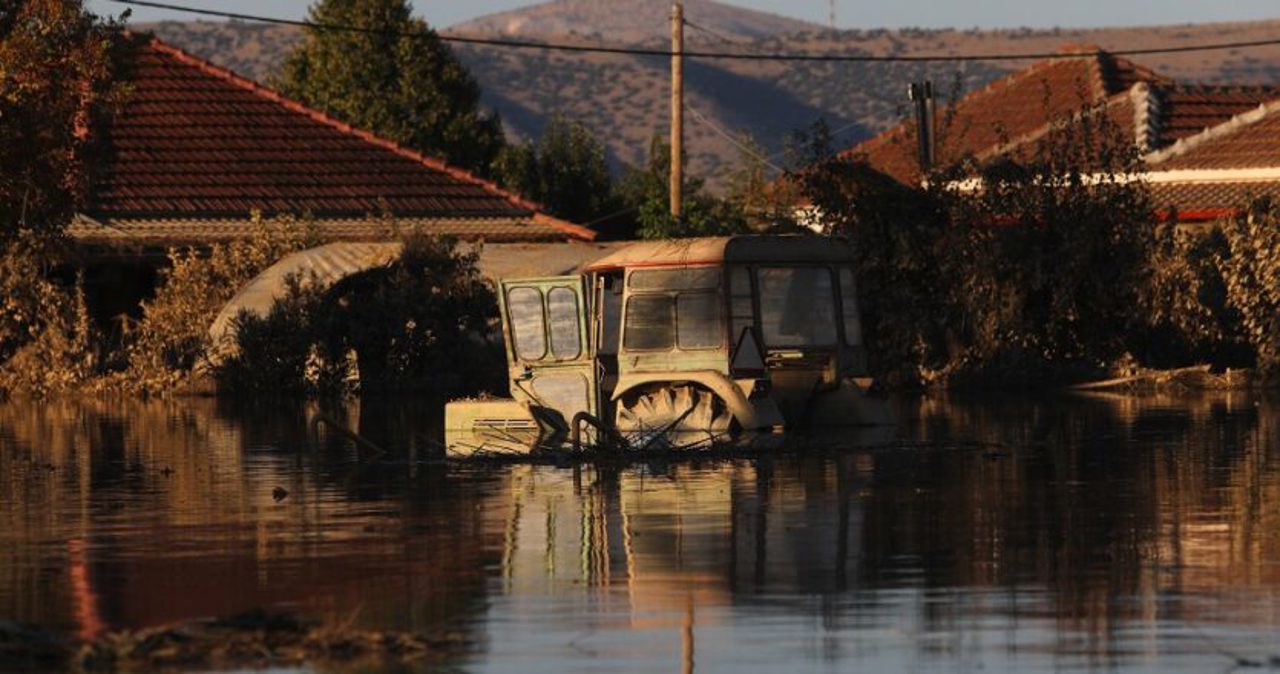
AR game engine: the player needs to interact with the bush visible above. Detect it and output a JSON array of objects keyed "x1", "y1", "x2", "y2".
[
  {"x1": 213, "y1": 233, "x2": 504, "y2": 399},
  {"x1": 211, "y1": 275, "x2": 332, "y2": 396},
  {"x1": 794, "y1": 99, "x2": 1159, "y2": 387},
  {"x1": 119, "y1": 214, "x2": 313, "y2": 393},
  {"x1": 1212, "y1": 201, "x2": 1280, "y2": 374},
  {"x1": 320, "y1": 233, "x2": 504, "y2": 396},
  {"x1": 0, "y1": 233, "x2": 96, "y2": 396}
]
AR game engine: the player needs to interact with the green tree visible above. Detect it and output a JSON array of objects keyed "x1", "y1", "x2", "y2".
[
  {"x1": 0, "y1": 0, "x2": 120, "y2": 242},
  {"x1": 495, "y1": 116, "x2": 616, "y2": 223},
  {"x1": 618, "y1": 136, "x2": 747, "y2": 239},
  {"x1": 276, "y1": 0, "x2": 503, "y2": 173}
]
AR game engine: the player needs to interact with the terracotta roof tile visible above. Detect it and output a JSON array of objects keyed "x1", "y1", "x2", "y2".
[
  {"x1": 1153, "y1": 105, "x2": 1280, "y2": 170},
  {"x1": 1148, "y1": 181, "x2": 1280, "y2": 215},
  {"x1": 1151, "y1": 85, "x2": 1280, "y2": 148},
  {"x1": 87, "y1": 36, "x2": 593, "y2": 242},
  {"x1": 846, "y1": 50, "x2": 1147, "y2": 184},
  {"x1": 841, "y1": 48, "x2": 1280, "y2": 187}
]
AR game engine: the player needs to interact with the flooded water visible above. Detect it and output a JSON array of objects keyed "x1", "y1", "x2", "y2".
[{"x1": 3, "y1": 392, "x2": 1280, "y2": 672}]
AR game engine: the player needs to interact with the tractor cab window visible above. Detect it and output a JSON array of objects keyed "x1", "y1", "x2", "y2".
[
  {"x1": 506, "y1": 284, "x2": 584, "y2": 362},
  {"x1": 623, "y1": 294, "x2": 674, "y2": 350},
  {"x1": 756, "y1": 267, "x2": 838, "y2": 348},
  {"x1": 507, "y1": 286, "x2": 547, "y2": 361},
  {"x1": 623, "y1": 268, "x2": 723, "y2": 351}
]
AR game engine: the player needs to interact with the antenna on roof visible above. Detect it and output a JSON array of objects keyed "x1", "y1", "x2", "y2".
[{"x1": 829, "y1": 0, "x2": 836, "y2": 29}]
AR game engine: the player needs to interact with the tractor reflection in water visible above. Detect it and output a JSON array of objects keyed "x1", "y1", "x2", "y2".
[{"x1": 445, "y1": 236, "x2": 893, "y2": 455}]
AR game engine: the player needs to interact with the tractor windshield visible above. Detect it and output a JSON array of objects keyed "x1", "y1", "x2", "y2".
[{"x1": 757, "y1": 267, "x2": 838, "y2": 348}]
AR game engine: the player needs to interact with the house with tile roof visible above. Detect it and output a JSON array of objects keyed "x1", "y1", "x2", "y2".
[
  {"x1": 1144, "y1": 99, "x2": 1280, "y2": 223},
  {"x1": 71, "y1": 33, "x2": 597, "y2": 329},
  {"x1": 836, "y1": 45, "x2": 1280, "y2": 220},
  {"x1": 72, "y1": 35, "x2": 594, "y2": 253}
]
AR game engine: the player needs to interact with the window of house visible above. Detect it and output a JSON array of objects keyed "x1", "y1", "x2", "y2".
[
  {"x1": 757, "y1": 267, "x2": 838, "y2": 347},
  {"x1": 507, "y1": 286, "x2": 547, "y2": 361}
]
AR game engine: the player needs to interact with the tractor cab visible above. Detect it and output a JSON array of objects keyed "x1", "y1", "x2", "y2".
[{"x1": 445, "y1": 236, "x2": 892, "y2": 451}]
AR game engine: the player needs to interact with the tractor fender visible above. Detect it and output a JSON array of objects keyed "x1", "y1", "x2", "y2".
[{"x1": 611, "y1": 371, "x2": 782, "y2": 430}]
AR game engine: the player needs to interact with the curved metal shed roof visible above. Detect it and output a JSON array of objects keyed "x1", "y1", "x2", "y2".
[{"x1": 583, "y1": 236, "x2": 853, "y2": 271}]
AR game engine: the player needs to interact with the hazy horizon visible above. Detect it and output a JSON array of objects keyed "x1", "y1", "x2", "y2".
[{"x1": 90, "y1": 0, "x2": 1280, "y2": 32}]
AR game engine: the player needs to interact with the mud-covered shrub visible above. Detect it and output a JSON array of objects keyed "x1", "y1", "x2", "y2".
[
  {"x1": 0, "y1": 234, "x2": 97, "y2": 396},
  {"x1": 212, "y1": 275, "x2": 334, "y2": 396},
  {"x1": 1141, "y1": 223, "x2": 1242, "y2": 368},
  {"x1": 321, "y1": 234, "x2": 503, "y2": 396},
  {"x1": 214, "y1": 234, "x2": 503, "y2": 399},
  {"x1": 1213, "y1": 201, "x2": 1280, "y2": 374},
  {"x1": 120, "y1": 215, "x2": 313, "y2": 393}
]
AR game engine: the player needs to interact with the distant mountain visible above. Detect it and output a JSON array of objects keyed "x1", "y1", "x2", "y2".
[
  {"x1": 451, "y1": 0, "x2": 822, "y2": 43},
  {"x1": 137, "y1": 3, "x2": 1280, "y2": 191}
]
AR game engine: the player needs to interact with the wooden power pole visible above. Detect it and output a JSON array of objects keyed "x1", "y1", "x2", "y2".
[{"x1": 670, "y1": 1, "x2": 684, "y2": 220}]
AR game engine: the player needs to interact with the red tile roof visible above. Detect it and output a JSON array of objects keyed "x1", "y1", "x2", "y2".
[
  {"x1": 1148, "y1": 181, "x2": 1280, "y2": 216},
  {"x1": 1152, "y1": 102, "x2": 1280, "y2": 170},
  {"x1": 1153, "y1": 85, "x2": 1280, "y2": 146},
  {"x1": 846, "y1": 48, "x2": 1154, "y2": 184},
  {"x1": 84, "y1": 36, "x2": 593, "y2": 243},
  {"x1": 1140, "y1": 99, "x2": 1280, "y2": 219},
  {"x1": 841, "y1": 47, "x2": 1280, "y2": 187}
]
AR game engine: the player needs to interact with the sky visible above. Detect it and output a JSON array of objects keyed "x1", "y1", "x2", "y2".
[{"x1": 89, "y1": 0, "x2": 1280, "y2": 31}]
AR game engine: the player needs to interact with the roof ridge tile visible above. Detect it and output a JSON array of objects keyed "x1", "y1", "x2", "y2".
[{"x1": 1146, "y1": 98, "x2": 1280, "y2": 166}]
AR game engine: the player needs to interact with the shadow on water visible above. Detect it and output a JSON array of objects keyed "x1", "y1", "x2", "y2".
[{"x1": 2, "y1": 391, "x2": 1280, "y2": 671}]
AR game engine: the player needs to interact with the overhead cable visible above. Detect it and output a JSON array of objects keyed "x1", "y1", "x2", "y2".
[
  {"x1": 111, "y1": 0, "x2": 1280, "y2": 63},
  {"x1": 687, "y1": 104, "x2": 787, "y2": 173}
]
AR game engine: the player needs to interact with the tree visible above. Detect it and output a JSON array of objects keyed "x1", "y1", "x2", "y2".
[
  {"x1": 794, "y1": 101, "x2": 1160, "y2": 387},
  {"x1": 276, "y1": 0, "x2": 503, "y2": 174},
  {"x1": 0, "y1": 0, "x2": 120, "y2": 242},
  {"x1": 495, "y1": 116, "x2": 616, "y2": 224},
  {"x1": 617, "y1": 136, "x2": 747, "y2": 239},
  {"x1": 0, "y1": 1, "x2": 120, "y2": 393}
]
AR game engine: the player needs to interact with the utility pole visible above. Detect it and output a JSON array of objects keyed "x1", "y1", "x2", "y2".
[
  {"x1": 829, "y1": 0, "x2": 836, "y2": 29},
  {"x1": 670, "y1": 1, "x2": 684, "y2": 220}
]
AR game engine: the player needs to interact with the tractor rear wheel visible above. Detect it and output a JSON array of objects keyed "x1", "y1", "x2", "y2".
[{"x1": 615, "y1": 384, "x2": 735, "y2": 436}]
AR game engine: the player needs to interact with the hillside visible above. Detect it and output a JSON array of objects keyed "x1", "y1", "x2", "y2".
[
  {"x1": 453, "y1": 0, "x2": 820, "y2": 43},
  {"x1": 137, "y1": 3, "x2": 1280, "y2": 190}
]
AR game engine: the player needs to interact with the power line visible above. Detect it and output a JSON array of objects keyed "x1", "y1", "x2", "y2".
[
  {"x1": 111, "y1": 0, "x2": 1280, "y2": 63},
  {"x1": 687, "y1": 104, "x2": 786, "y2": 173},
  {"x1": 584, "y1": 204, "x2": 638, "y2": 226},
  {"x1": 682, "y1": 19, "x2": 745, "y2": 48}
]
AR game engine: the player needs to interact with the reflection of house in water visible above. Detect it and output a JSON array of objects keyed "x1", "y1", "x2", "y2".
[
  {"x1": 6, "y1": 395, "x2": 1280, "y2": 668},
  {"x1": 0, "y1": 399, "x2": 501, "y2": 646}
]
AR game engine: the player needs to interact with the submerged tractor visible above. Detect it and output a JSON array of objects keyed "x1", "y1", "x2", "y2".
[{"x1": 445, "y1": 236, "x2": 892, "y2": 451}]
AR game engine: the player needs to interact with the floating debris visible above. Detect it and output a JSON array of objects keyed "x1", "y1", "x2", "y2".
[
  {"x1": 1069, "y1": 364, "x2": 1255, "y2": 392},
  {"x1": 76, "y1": 610, "x2": 462, "y2": 672},
  {"x1": 1, "y1": 610, "x2": 464, "y2": 673}
]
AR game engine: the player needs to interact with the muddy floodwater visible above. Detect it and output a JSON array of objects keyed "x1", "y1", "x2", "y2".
[{"x1": 3, "y1": 393, "x2": 1280, "y2": 672}]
